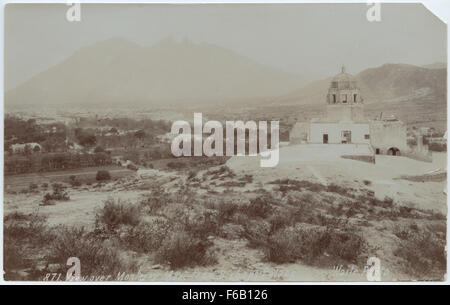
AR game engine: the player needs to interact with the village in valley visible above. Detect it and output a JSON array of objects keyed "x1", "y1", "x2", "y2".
[{"x1": 4, "y1": 65, "x2": 447, "y2": 281}]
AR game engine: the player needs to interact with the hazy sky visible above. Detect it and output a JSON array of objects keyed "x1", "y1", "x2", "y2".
[{"x1": 5, "y1": 3, "x2": 447, "y2": 90}]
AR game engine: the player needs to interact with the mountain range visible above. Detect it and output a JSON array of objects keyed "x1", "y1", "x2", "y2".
[
  {"x1": 5, "y1": 37, "x2": 308, "y2": 106},
  {"x1": 5, "y1": 37, "x2": 446, "y2": 110}
]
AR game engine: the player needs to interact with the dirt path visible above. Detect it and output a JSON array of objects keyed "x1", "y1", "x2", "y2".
[{"x1": 4, "y1": 189, "x2": 145, "y2": 228}]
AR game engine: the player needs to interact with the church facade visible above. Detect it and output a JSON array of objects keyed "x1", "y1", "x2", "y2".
[{"x1": 290, "y1": 67, "x2": 408, "y2": 156}]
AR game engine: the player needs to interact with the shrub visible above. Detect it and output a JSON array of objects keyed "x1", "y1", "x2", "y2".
[
  {"x1": 268, "y1": 210, "x2": 293, "y2": 233},
  {"x1": 269, "y1": 179, "x2": 327, "y2": 194},
  {"x1": 265, "y1": 226, "x2": 318, "y2": 263},
  {"x1": 245, "y1": 195, "x2": 274, "y2": 219},
  {"x1": 4, "y1": 212, "x2": 50, "y2": 244},
  {"x1": 240, "y1": 174, "x2": 253, "y2": 183},
  {"x1": 127, "y1": 163, "x2": 138, "y2": 171},
  {"x1": 94, "y1": 146, "x2": 105, "y2": 153},
  {"x1": 167, "y1": 162, "x2": 186, "y2": 170},
  {"x1": 4, "y1": 213, "x2": 55, "y2": 278},
  {"x1": 326, "y1": 184, "x2": 352, "y2": 197},
  {"x1": 206, "y1": 166, "x2": 235, "y2": 180},
  {"x1": 328, "y1": 203, "x2": 344, "y2": 217},
  {"x1": 187, "y1": 171, "x2": 197, "y2": 180},
  {"x1": 29, "y1": 183, "x2": 38, "y2": 192},
  {"x1": 49, "y1": 226, "x2": 136, "y2": 278},
  {"x1": 4, "y1": 241, "x2": 24, "y2": 271},
  {"x1": 182, "y1": 211, "x2": 219, "y2": 239},
  {"x1": 41, "y1": 193, "x2": 56, "y2": 206},
  {"x1": 382, "y1": 197, "x2": 394, "y2": 208},
  {"x1": 394, "y1": 226, "x2": 411, "y2": 240},
  {"x1": 394, "y1": 229, "x2": 446, "y2": 279},
  {"x1": 96, "y1": 170, "x2": 111, "y2": 181},
  {"x1": 326, "y1": 231, "x2": 366, "y2": 261},
  {"x1": 217, "y1": 181, "x2": 246, "y2": 187},
  {"x1": 140, "y1": 186, "x2": 169, "y2": 215},
  {"x1": 95, "y1": 198, "x2": 141, "y2": 231},
  {"x1": 264, "y1": 226, "x2": 365, "y2": 264},
  {"x1": 69, "y1": 175, "x2": 82, "y2": 187},
  {"x1": 244, "y1": 220, "x2": 271, "y2": 248},
  {"x1": 345, "y1": 207, "x2": 357, "y2": 218},
  {"x1": 216, "y1": 201, "x2": 240, "y2": 223},
  {"x1": 42, "y1": 183, "x2": 70, "y2": 205},
  {"x1": 155, "y1": 230, "x2": 216, "y2": 269},
  {"x1": 122, "y1": 219, "x2": 170, "y2": 253}
]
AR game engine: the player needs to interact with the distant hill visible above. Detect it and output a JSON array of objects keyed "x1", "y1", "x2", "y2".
[
  {"x1": 274, "y1": 63, "x2": 446, "y2": 129},
  {"x1": 278, "y1": 63, "x2": 446, "y2": 106},
  {"x1": 358, "y1": 63, "x2": 446, "y2": 102},
  {"x1": 422, "y1": 62, "x2": 447, "y2": 69},
  {"x1": 5, "y1": 37, "x2": 309, "y2": 107}
]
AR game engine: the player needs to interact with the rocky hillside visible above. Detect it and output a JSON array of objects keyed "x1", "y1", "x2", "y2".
[{"x1": 278, "y1": 63, "x2": 446, "y2": 106}]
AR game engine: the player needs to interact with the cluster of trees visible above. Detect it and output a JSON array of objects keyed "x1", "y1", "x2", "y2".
[
  {"x1": 95, "y1": 130, "x2": 157, "y2": 150},
  {"x1": 94, "y1": 117, "x2": 171, "y2": 133},
  {"x1": 4, "y1": 152, "x2": 113, "y2": 175},
  {"x1": 5, "y1": 116, "x2": 172, "y2": 155},
  {"x1": 4, "y1": 115, "x2": 175, "y2": 174},
  {"x1": 5, "y1": 116, "x2": 68, "y2": 153},
  {"x1": 5, "y1": 117, "x2": 47, "y2": 143},
  {"x1": 74, "y1": 128, "x2": 97, "y2": 147}
]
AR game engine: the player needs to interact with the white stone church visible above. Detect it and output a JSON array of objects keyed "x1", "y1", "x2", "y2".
[{"x1": 290, "y1": 67, "x2": 409, "y2": 160}]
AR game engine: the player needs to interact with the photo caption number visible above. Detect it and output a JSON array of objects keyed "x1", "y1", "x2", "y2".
[{"x1": 226, "y1": 290, "x2": 268, "y2": 301}]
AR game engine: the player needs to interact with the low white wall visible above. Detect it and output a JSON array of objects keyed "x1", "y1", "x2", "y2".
[{"x1": 309, "y1": 122, "x2": 370, "y2": 144}]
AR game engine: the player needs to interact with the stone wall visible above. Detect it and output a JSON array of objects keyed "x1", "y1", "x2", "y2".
[{"x1": 370, "y1": 120, "x2": 408, "y2": 154}]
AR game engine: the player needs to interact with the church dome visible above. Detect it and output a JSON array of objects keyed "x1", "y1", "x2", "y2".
[
  {"x1": 326, "y1": 65, "x2": 363, "y2": 106},
  {"x1": 330, "y1": 66, "x2": 357, "y2": 89}
]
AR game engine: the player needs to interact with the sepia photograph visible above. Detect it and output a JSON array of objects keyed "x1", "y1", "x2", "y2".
[{"x1": 1, "y1": 1, "x2": 448, "y2": 287}]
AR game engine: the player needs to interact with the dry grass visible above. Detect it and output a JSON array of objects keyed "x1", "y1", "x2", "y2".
[
  {"x1": 4, "y1": 176, "x2": 447, "y2": 280},
  {"x1": 393, "y1": 225, "x2": 446, "y2": 279}
]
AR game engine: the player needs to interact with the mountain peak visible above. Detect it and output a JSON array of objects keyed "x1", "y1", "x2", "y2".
[{"x1": 5, "y1": 39, "x2": 305, "y2": 106}]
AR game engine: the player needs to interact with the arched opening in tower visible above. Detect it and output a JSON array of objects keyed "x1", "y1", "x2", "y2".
[{"x1": 387, "y1": 147, "x2": 401, "y2": 156}]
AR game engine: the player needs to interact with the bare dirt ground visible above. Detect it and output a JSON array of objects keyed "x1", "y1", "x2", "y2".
[
  {"x1": 4, "y1": 190, "x2": 143, "y2": 228},
  {"x1": 3, "y1": 150, "x2": 446, "y2": 282},
  {"x1": 227, "y1": 147, "x2": 447, "y2": 214},
  {"x1": 135, "y1": 238, "x2": 370, "y2": 282}
]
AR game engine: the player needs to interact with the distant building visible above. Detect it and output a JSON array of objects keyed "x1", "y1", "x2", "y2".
[
  {"x1": 112, "y1": 156, "x2": 124, "y2": 165},
  {"x1": 11, "y1": 143, "x2": 42, "y2": 154},
  {"x1": 290, "y1": 66, "x2": 408, "y2": 157},
  {"x1": 419, "y1": 127, "x2": 435, "y2": 137},
  {"x1": 428, "y1": 137, "x2": 447, "y2": 145}
]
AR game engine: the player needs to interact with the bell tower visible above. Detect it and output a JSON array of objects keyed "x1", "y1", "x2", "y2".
[{"x1": 326, "y1": 66, "x2": 365, "y2": 122}]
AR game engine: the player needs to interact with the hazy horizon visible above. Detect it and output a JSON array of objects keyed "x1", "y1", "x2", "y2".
[{"x1": 5, "y1": 3, "x2": 447, "y2": 91}]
